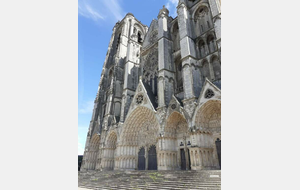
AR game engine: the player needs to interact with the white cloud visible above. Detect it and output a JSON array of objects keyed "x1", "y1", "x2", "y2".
[
  {"x1": 78, "y1": 0, "x2": 125, "y2": 23},
  {"x1": 103, "y1": 0, "x2": 125, "y2": 21},
  {"x1": 78, "y1": 1, "x2": 105, "y2": 21},
  {"x1": 165, "y1": 0, "x2": 178, "y2": 18},
  {"x1": 78, "y1": 100, "x2": 94, "y2": 114},
  {"x1": 85, "y1": 4, "x2": 105, "y2": 20}
]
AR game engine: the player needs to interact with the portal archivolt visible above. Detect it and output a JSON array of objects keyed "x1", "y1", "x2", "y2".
[
  {"x1": 195, "y1": 100, "x2": 221, "y2": 131},
  {"x1": 190, "y1": 100, "x2": 221, "y2": 170},
  {"x1": 85, "y1": 134, "x2": 100, "y2": 170},
  {"x1": 102, "y1": 132, "x2": 117, "y2": 170},
  {"x1": 117, "y1": 106, "x2": 159, "y2": 170},
  {"x1": 121, "y1": 106, "x2": 159, "y2": 146},
  {"x1": 158, "y1": 111, "x2": 189, "y2": 170}
]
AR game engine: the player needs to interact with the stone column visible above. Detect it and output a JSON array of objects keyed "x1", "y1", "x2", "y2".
[
  {"x1": 191, "y1": 151, "x2": 194, "y2": 167},
  {"x1": 133, "y1": 158, "x2": 136, "y2": 169},
  {"x1": 208, "y1": 0, "x2": 221, "y2": 61},
  {"x1": 200, "y1": 151, "x2": 204, "y2": 168},
  {"x1": 213, "y1": 147, "x2": 219, "y2": 168},
  {"x1": 184, "y1": 143, "x2": 189, "y2": 170},
  {"x1": 157, "y1": 6, "x2": 175, "y2": 107},
  {"x1": 145, "y1": 146, "x2": 148, "y2": 170},
  {"x1": 196, "y1": 151, "x2": 199, "y2": 166},
  {"x1": 204, "y1": 151, "x2": 208, "y2": 167},
  {"x1": 209, "y1": 151, "x2": 213, "y2": 167},
  {"x1": 200, "y1": 133, "x2": 203, "y2": 147},
  {"x1": 204, "y1": 40, "x2": 209, "y2": 55},
  {"x1": 208, "y1": 57, "x2": 215, "y2": 81},
  {"x1": 135, "y1": 157, "x2": 138, "y2": 170},
  {"x1": 198, "y1": 151, "x2": 202, "y2": 167},
  {"x1": 177, "y1": 2, "x2": 198, "y2": 100},
  {"x1": 206, "y1": 151, "x2": 210, "y2": 167},
  {"x1": 120, "y1": 19, "x2": 141, "y2": 122},
  {"x1": 208, "y1": 0, "x2": 221, "y2": 18}
]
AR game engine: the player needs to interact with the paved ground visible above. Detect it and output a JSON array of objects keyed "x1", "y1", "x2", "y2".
[{"x1": 78, "y1": 170, "x2": 221, "y2": 190}]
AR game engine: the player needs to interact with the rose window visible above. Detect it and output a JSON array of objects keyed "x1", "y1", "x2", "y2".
[
  {"x1": 136, "y1": 95, "x2": 144, "y2": 104},
  {"x1": 171, "y1": 104, "x2": 176, "y2": 109},
  {"x1": 204, "y1": 89, "x2": 214, "y2": 99}
]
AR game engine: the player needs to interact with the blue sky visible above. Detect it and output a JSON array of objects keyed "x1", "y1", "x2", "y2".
[{"x1": 78, "y1": 0, "x2": 178, "y2": 155}]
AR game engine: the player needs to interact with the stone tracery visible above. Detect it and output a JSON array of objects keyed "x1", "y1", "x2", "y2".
[{"x1": 142, "y1": 47, "x2": 158, "y2": 96}]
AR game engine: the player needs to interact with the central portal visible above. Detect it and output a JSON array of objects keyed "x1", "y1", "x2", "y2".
[
  {"x1": 120, "y1": 106, "x2": 160, "y2": 170},
  {"x1": 148, "y1": 145, "x2": 157, "y2": 170}
]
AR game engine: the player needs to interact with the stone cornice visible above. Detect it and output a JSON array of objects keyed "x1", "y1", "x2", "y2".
[{"x1": 181, "y1": 54, "x2": 198, "y2": 62}]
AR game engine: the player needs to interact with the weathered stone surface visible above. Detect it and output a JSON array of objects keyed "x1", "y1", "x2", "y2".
[
  {"x1": 81, "y1": 0, "x2": 221, "y2": 174},
  {"x1": 78, "y1": 170, "x2": 221, "y2": 190}
]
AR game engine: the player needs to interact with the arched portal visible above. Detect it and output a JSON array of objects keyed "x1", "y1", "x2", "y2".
[
  {"x1": 120, "y1": 106, "x2": 159, "y2": 170},
  {"x1": 102, "y1": 132, "x2": 117, "y2": 170},
  {"x1": 195, "y1": 100, "x2": 221, "y2": 130},
  {"x1": 85, "y1": 134, "x2": 100, "y2": 170},
  {"x1": 193, "y1": 100, "x2": 221, "y2": 170},
  {"x1": 160, "y1": 111, "x2": 189, "y2": 170}
]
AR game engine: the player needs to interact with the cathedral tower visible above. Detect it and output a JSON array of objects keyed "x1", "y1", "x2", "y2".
[{"x1": 81, "y1": 0, "x2": 221, "y2": 172}]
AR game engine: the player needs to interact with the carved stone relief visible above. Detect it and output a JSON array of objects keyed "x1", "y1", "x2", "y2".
[
  {"x1": 183, "y1": 99, "x2": 197, "y2": 119},
  {"x1": 136, "y1": 94, "x2": 144, "y2": 104}
]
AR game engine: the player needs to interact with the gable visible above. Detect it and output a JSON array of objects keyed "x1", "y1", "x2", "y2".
[
  {"x1": 167, "y1": 95, "x2": 184, "y2": 117},
  {"x1": 125, "y1": 78, "x2": 157, "y2": 120},
  {"x1": 197, "y1": 78, "x2": 221, "y2": 106}
]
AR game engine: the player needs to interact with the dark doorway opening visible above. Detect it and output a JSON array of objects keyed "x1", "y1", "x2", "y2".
[
  {"x1": 148, "y1": 145, "x2": 157, "y2": 170},
  {"x1": 138, "y1": 147, "x2": 145, "y2": 170},
  {"x1": 180, "y1": 149, "x2": 186, "y2": 170},
  {"x1": 215, "y1": 138, "x2": 221, "y2": 169}
]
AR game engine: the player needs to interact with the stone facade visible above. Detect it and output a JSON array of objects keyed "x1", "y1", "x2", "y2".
[{"x1": 81, "y1": 0, "x2": 221, "y2": 171}]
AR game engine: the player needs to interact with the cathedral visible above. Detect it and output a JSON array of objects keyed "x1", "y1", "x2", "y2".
[{"x1": 81, "y1": 0, "x2": 221, "y2": 171}]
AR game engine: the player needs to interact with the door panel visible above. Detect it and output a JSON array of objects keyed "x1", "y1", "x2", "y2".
[
  {"x1": 180, "y1": 149, "x2": 186, "y2": 170},
  {"x1": 138, "y1": 147, "x2": 145, "y2": 170},
  {"x1": 215, "y1": 139, "x2": 221, "y2": 169},
  {"x1": 148, "y1": 145, "x2": 157, "y2": 170}
]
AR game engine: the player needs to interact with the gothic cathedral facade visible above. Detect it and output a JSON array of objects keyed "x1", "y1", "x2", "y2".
[{"x1": 81, "y1": 0, "x2": 221, "y2": 171}]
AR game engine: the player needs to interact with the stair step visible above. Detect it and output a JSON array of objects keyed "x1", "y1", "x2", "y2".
[{"x1": 79, "y1": 170, "x2": 221, "y2": 190}]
